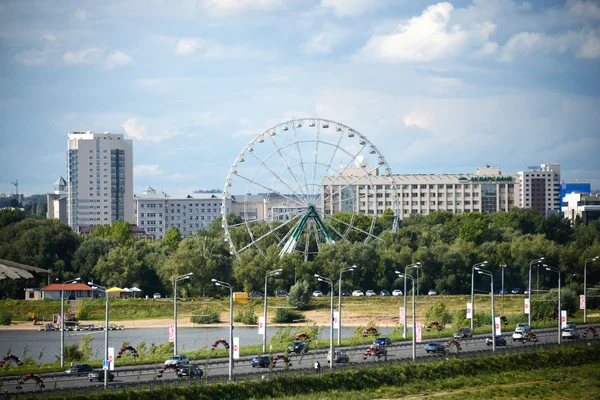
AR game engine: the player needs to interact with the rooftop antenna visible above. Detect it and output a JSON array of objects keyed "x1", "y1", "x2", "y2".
[{"x1": 11, "y1": 179, "x2": 18, "y2": 196}]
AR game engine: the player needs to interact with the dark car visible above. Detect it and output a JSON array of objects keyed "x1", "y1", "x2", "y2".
[
  {"x1": 275, "y1": 290, "x2": 288, "y2": 297},
  {"x1": 327, "y1": 350, "x2": 350, "y2": 363},
  {"x1": 425, "y1": 342, "x2": 447, "y2": 354},
  {"x1": 373, "y1": 337, "x2": 392, "y2": 346},
  {"x1": 251, "y1": 355, "x2": 271, "y2": 368},
  {"x1": 88, "y1": 370, "x2": 114, "y2": 382},
  {"x1": 511, "y1": 288, "x2": 522, "y2": 294},
  {"x1": 380, "y1": 290, "x2": 390, "y2": 296},
  {"x1": 498, "y1": 289, "x2": 509, "y2": 295},
  {"x1": 65, "y1": 363, "x2": 94, "y2": 376},
  {"x1": 178, "y1": 365, "x2": 204, "y2": 378},
  {"x1": 453, "y1": 328, "x2": 473, "y2": 339},
  {"x1": 341, "y1": 290, "x2": 350, "y2": 297},
  {"x1": 486, "y1": 335, "x2": 507, "y2": 346},
  {"x1": 287, "y1": 341, "x2": 309, "y2": 354},
  {"x1": 249, "y1": 291, "x2": 264, "y2": 298}
]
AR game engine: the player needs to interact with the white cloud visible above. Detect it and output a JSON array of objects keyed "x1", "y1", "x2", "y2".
[
  {"x1": 15, "y1": 49, "x2": 49, "y2": 66},
  {"x1": 201, "y1": 0, "x2": 283, "y2": 16},
  {"x1": 500, "y1": 30, "x2": 600, "y2": 61},
  {"x1": 174, "y1": 37, "x2": 277, "y2": 60},
  {"x1": 73, "y1": 9, "x2": 87, "y2": 21},
  {"x1": 320, "y1": 0, "x2": 376, "y2": 17},
  {"x1": 122, "y1": 118, "x2": 179, "y2": 142},
  {"x1": 63, "y1": 48, "x2": 101, "y2": 65},
  {"x1": 567, "y1": 0, "x2": 600, "y2": 21},
  {"x1": 134, "y1": 164, "x2": 164, "y2": 176},
  {"x1": 355, "y1": 2, "x2": 497, "y2": 63},
  {"x1": 302, "y1": 24, "x2": 351, "y2": 55},
  {"x1": 403, "y1": 111, "x2": 433, "y2": 129},
  {"x1": 577, "y1": 34, "x2": 600, "y2": 59},
  {"x1": 104, "y1": 51, "x2": 133, "y2": 70},
  {"x1": 40, "y1": 33, "x2": 56, "y2": 42}
]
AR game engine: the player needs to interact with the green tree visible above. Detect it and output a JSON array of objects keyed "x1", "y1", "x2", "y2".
[{"x1": 287, "y1": 280, "x2": 311, "y2": 310}]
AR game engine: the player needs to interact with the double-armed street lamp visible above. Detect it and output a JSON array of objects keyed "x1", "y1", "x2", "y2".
[
  {"x1": 212, "y1": 278, "x2": 233, "y2": 380},
  {"x1": 60, "y1": 277, "x2": 81, "y2": 369},
  {"x1": 475, "y1": 267, "x2": 496, "y2": 352},
  {"x1": 528, "y1": 257, "x2": 545, "y2": 327},
  {"x1": 396, "y1": 271, "x2": 416, "y2": 360},
  {"x1": 470, "y1": 261, "x2": 488, "y2": 331},
  {"x1": 584, "y1": 256, "x2": 599, "y2": 323},
  {"x1": 338, "y1": 265, "x2": 356, "y2": 345},
  {"x1": 173, "y1": 272, "x2": 193, "y2": 356},
  {"x1": 314, "y1": 274, "x2": 334, "y2": 371},
  {"x1": 88, "y1": 282, "x2": 110, "y2": 389},
  {"x1": 403, "y1": 262, "x2": 420, "y2": 338},
  {"x1": 545, "y1": 266, "x2": 561, "y2": 344},
  {"x1": 263, "y1": 269, "x2": 283, "y2": 353}
]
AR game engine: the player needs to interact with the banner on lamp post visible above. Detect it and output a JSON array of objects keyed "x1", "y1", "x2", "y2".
[
  {"x1": 524, "y1": 299, "x2": 530, "y2": 314},
  {"x1": 108, "y1": 347, "x2": 114, "y2": 371},
  {"x1": 333, "y1": 311, "x2": 339, "y2": 330},
  {"x1": 233, "y1": 337, "x2": 240, "y2": 359},
  {"x1": 466, "y1": 302, "x2": 472, "y2": 319},
  {"x1": 399, "y1": 307, "x2": 405, "y2": 324},
  {"x1": 416, "y1": 323, "x2": 422, "y2": 343},
  {"x1": 168, "y1": 323, "x2": 174, "y2": 342},
  {"x1": 580, "y1": 295, "x2": 585, "y2": 310},
  {"x1": 561, "y1": 310, "x2": 567, "y2": 328},
  {"x1": 494, "y1": 317, "x2": 501, "y2": 336},
  {"x1": 258, "y1": 316, "x2": 265, "y2": 335}
]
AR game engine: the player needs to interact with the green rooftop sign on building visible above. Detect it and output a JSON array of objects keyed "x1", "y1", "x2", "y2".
[{"x1": 469, "y1": 176, "x2": 513, "y2": 182}]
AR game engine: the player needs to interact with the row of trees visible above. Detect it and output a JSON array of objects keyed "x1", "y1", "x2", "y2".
[{"x1": 0, "y1": 207, "x2": 599, "y2": 301}]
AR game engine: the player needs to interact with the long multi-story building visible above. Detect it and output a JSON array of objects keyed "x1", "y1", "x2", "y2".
[
  {"x1": 517, "y1": 163, "x2": 561, "y2": 217},
  {"x1": 67, "y1": 131, "x2": 133, "y2": 232}
]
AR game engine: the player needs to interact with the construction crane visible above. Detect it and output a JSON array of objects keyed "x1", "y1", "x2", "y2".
[{"x1": 11, "y1": 179, "x2": 18, "y2": 196}]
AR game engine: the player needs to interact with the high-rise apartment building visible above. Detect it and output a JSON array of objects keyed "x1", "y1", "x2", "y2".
[
  {"x1": 517, "y1": 163, "x2": 561, "y2": 217},
  {"x1": 67, "y1": 131, "x2": 133, "y2": 232}
]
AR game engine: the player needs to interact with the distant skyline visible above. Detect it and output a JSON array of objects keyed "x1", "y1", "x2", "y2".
[{"x1": 1, "y1": 0, "x2": 599, "y2": 196}]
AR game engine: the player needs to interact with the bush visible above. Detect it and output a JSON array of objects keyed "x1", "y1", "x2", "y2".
[
  {"x1": 531, "y1": 287, "x2": 578, "y2": 321},
  {"x1": 273, "y1": 308, "x2": 305, "y2": 323},
  {"x1": 190, "y1": 307, "x2": 220, "y2": 324},
  {"x1": 451, "y1": 308, "x2": 469, "y2": 328},
  {"x1": 287, "y1": 280, "x2": 311, "y2": 310},
  {"x1": 234, "y1": 308, "x2": 258, "y2": 325},
  {"x1": 425, "y1": 301, "x2": 451, "y2": 326},
  {"x1": 0, "y1": 310, "x2": 12, "y2": 325},
  {"x1": 76, "y1": 301, "x2": 91, "y2": 320}
]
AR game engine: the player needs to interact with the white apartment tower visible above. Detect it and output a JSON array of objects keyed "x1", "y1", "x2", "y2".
[
  {"x1": 67, "y1": 131, "x2": 133, "y2": 232},
  {"x1": 517, "y1": 163, "x2": 561, "y2": 217}
]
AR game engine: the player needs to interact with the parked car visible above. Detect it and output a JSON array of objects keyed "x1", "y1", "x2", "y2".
[
  {"x1": 164, "y1": 355, "x2": 190, "y2": 366},
  {"x1": 275, "y1": 290, "x2": 288, "y2": 297},
  {"x1": 153, "y1": 293, "x2": 162, "y2": 299},
  {"x1": 511, "y1": 288, "x2": 522, "y2": 294},
  {"x1": 425, "y1": 342, "x2": 447, "y2": 353},
  {"x1": 312, "y1": 290, "x2": 323, "y2": 297},
  {"x1": 327, "y1": 350, "x2": 349, "y2": 363},
  {"x1": 380, "y1": 290, "x2": 390, "y2": 296},
  {"x1": 524, "y1": 290, "x2": 530, "y2": 295},
  {"x1": 65, "y1": 364, "x2": 94, "y2": 376},
  {"x1": 251, "y1": 355, "x2": 271, "y2": 368},
  {"x1": 88, "y1": 369, "x2": 114, "y2": 382},
  {"x1": 486, "y1": 335, "x2": 507, "y2": 346},
  {"x1": 512, "y1": 323, "x2": 531, "y2": 341},
  {"x1": 428, "y1": 290, "x2": 438, "y2": 296},
  {"x1": 287, "y1": 341, "x2": 309, "y2": 354},
  {"x1": 392, "y1": 289, "x2": 403, "y2": 296},
  {"x1": 249, "y1": 291, "x2": 264, "y2": 298},
  {"x1": 341, "y1": 290, "x2": 350, "y2": 296},
  {"x1": 373, "y1": 337, "x2": 392, "y2": 346},
  {"x1": 561, "y1": 328, "x2": 579, "y2": 339},
  {"x1": 366, "y1": 290, "x2": 376, "y2": 297},
  {"x1": 178, "y1": 365, "x2": 203, "y2": 378},
  {"x1": 499, "y1": 289, "x2": 509, "y2": 295},
  {"x1": 352, "y1": 290, "x2": 364, "y2": 297},
  {"x1": 453, "y1": 328, "x2": 473, "y2": 339}
]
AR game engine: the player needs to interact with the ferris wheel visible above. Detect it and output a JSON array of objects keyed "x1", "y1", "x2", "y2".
[{"x1": 222, "y1": 118, "x2": 399, "y2": 261}]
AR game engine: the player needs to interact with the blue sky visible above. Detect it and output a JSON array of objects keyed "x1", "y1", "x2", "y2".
[{"x1": 1, "y1": 0, "x2": 599, "y2": 196}]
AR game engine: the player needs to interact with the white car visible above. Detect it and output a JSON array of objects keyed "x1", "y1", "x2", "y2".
[
  {"x1": 365, "y1": 290, "x2": 376, "y2": 297},
  {"x1": 312, "y1": 291, "x2": 323, "y2": 297},
  {"x1": 392, "y1": 289, "x2": 403, "y2": 296},
  {"x1": 165, "y1": 355, "x2": 190, "y2": 366},
  {"x1": 561, "y1": 328, "x2": 579, "y2": 339},
  {"x1": 428, "y1": 290, "x2": 438, "y2": 296},
  {"x1": 352, "y1": 290, "x2": 364, "y2": 297},
  {"x1": 153, "y1": 293, "x2": 162, "y2": 299},
  {"x1": 512, "y1": 323, "x2": 531, "y2": 341}
]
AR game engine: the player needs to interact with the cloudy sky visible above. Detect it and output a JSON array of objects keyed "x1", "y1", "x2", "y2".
[{"x1": 1, "y1": 0, "x2": 599, "y2": 196}]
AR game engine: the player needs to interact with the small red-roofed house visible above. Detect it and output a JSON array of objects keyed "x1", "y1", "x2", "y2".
[{"x1": 40, "y1": 283, "x2": 94, "y2": 300}]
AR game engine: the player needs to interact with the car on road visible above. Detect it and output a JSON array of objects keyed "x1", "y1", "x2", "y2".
[
  {"x1": 275, "y1": 290, "x2": 288, "y2": 297},
  {"x1": 561, "y1": 328, "x2": 579, "y2": 339},
  {"x1": 511, "y1": 288, "x2": 522, "y2": 294},
  {"x1": 312, "y1": 290, "x2": 323, "y2": 297},
  {"x1": 366, "y1": 290, "x2": 376, "y2": 297},
  {"x1": 428, "y1": 290, "x2": 438, "y2": 296},
  {"x1": 251, "y1": 355, "x2": 271, "y2": 368},
  {"x1": 88, "y1": 370, "x2": 115, "y2": 382},
  {"x1": 499, "y1": 289, "x2": 509, "y2": 295},
  {"x1": 153, "y1": 293, "x2": 161, "y2": 299},
  {"x1": 178, "y1": 365, "x2": 203, "y2": 378},
  {"x1": 453, "y1": 328, "x2": 473, "y2": 339},
  {"x1": 287, "y1": 341, "x2": 309, "y2": 354},
  {"x1": 486, "y1": 335, "x2": 507, "y2": 346},
  {"x1": 425, "y1": 342, "x2": 447, "y2": 354},
  {"x1": 392, "y1": 289, "x2": 403, "y2": 296},
  {"x1": 352, "y1": 290, "x2": 364, "y2": 297},
  {"x1": 373, "y1": 337, "x2": 392, "y2": 346},
  {"x1": 327, "y1": 350, "x2": 350, "y2": 363},
  {"x1": 565, "y1": 321, "x2": 576, "y2": 330},
  {"x1": 66, "y1": 364, "x2": 94, "y2": 376},
  {"x1": 341, "y1": 290, "x2": 350, "y2": 296},
  {"x1": 249, "y1": 291, "x2": 264, "y2": 298},
  {"x1": 380, "y1": 290, "x2": 390, "y2": 296},
  {"x1": 164, "y1": 355, "x2": 190, "y2": 366},
  {"x1": 512, "y1": 323, "x2": 531, "y2": 341}
]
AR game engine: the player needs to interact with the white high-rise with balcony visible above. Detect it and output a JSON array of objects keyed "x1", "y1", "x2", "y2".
[{"x1": 67, "y1": 131, "x2": 133, "y2": 232}]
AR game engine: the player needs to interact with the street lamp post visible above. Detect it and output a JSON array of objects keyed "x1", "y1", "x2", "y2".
[
  {"x1": 403, "y1": 262, "x2": 420, "y2": 338},
  {"x1": 88, "y1": 283, "x2": 109, "y2": 389},
  {"x1": 173, "y1": 272, "x2": 193, "y2": 356},
  {"x1": 338, "y1": 265, "x2": 356, "y2": 345},
  {"x1": 545, "y1": 266, "x2": 561, "y2": 344},
  {"x1": 60, "y1": 277, "x2": 80, "y2": 369},
  {"x1": 476, "y1": 268, "x2": 496, "y2": 352},
  {"x1": 396, "y1": 271, "x2": 416, "y2": 360},
  {"x1": 212, "y1": 279, "x2": 233, "y2": 380},
  {"x1": 528, "y1": 257, "x2": 545, "y2": 327},
  {"x1": 314, "y1": 274, "x2": 334, "y2": 371},
  {"x1": 470, "y1": 261, "x2": 488, "y2": 331},
  {"x1": 500, "y1": 264, "x2": 507, "y2": 314},
  {"x1": 584, "y1": 256, "x2": 599, "y2": 323},
  {"x1": 263, "y1": 269, "x2": 283, "y2": 353}
]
